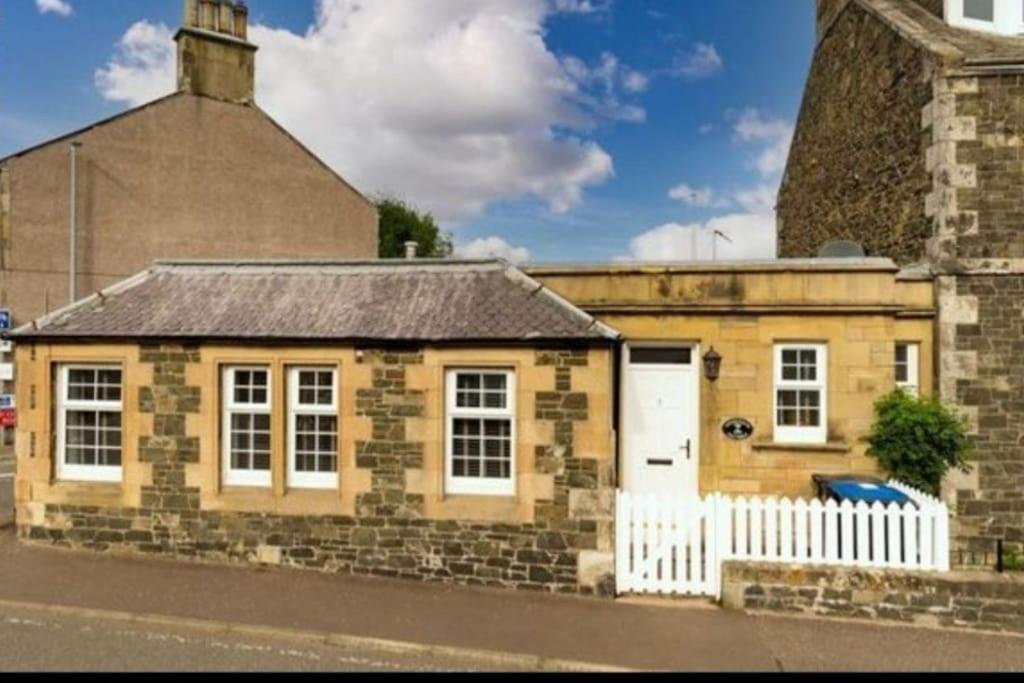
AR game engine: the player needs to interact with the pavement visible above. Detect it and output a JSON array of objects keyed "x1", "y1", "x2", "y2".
[
  {"x1": 1, "y1": 529, "x2": 1024, "y2": 671},
  {"x1": 0, "y1": 448, "x2": 12, "y2": 528}
]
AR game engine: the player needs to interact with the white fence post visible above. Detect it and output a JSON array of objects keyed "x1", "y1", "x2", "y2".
[{"x1": 613, "y1": 481, "x2": 953, "y2": 598}]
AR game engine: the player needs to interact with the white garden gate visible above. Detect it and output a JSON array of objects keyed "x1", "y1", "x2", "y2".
[{"x1": 615, "y1": 483, "x2": 951, "y2": 597}]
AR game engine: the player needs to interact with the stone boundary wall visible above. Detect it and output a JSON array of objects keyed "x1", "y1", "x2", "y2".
[
  {"x1": 20, "y1": 344, "x2": 617, "y2": 597},
  {"x1": 722, "y1": 561, "x2": 1024, "y2": 635}
]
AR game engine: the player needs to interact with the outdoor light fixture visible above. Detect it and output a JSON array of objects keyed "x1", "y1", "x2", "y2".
[{"x1": 703, "y1": 347, "x2": 723, "y2": 382}]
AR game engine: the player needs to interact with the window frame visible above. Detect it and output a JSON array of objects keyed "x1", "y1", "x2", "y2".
[
  {"x1": 946, "y1": 0, "x2": 1024, "y2": 35},
  {"x1": 895, "y1": 342, "x2": 921, "y2": 397},
  {"x1": 55, "y1": 363, "x2": 124, "y2": 483},
  {"x1": 286, "y1": 366, "x2": 340, "y2": 490},
  {"x1": 221, "y1": 365, "x2": 273, "y2": 488},
  {"x1": 773, "y1": 344, "x2": 828, "y2": 445},
  {"x1": 444, "y1": 368, "x2": 517, "y2": 497}
]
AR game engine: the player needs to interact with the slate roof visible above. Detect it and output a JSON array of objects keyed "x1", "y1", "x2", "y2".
[
  {"x1": 11, "y1": 260, "x2": 619, "y2": 344},
  {"x1": 857, "y1": 0, "x2": 1024, "y2": 67}
]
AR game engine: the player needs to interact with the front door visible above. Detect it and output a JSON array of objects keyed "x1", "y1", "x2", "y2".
[{"x1": 624, "y1": 345, "x2": 699, "y2": 498}]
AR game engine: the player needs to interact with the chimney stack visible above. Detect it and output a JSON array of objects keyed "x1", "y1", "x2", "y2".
[{"x1": 176, "y1": 0, "x2": 258, "y2": 103}]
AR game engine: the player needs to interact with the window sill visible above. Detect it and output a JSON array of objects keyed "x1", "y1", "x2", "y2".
[{"x1": 752, "y1": 440, "x2": 851, "y2": 454}]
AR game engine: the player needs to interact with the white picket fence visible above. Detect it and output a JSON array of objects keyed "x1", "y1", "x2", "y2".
[{"x1": 616, "y1": 482, "x2": 951, "y2": 597}]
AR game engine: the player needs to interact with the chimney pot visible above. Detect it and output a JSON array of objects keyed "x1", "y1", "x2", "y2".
[
  {"x1": 233, "y1": 1, "x2": 248, "y2": 41},
  {"x1": 218, "y1": 1, "x2": 234, "y2": 35},
  {"x1": 199, "y1": 0, "x2": 216, "y2": 31},
  {"x1": 184, "y1": 0, "x2": 199, "y2": 28},
  {"x1": 404, "y1": 242, "x2": 419, "y2": 260}
]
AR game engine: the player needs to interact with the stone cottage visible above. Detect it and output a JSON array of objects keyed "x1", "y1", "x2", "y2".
[
  {"x1": 12, "y1": 256, "x2": 937, "y2": 592},
  {"x1": 12, "y1": 260, "x2": 621, "y2": 595},
  {"x1": 779, "y1": 0, "x2": 1024, "y2": 553}
]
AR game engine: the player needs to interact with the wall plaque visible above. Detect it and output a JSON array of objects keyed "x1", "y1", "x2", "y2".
[{"x1": 723, "y1": 418, "x2": 754, "y2": 441}]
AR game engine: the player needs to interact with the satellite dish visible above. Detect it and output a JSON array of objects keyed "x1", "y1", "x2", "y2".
[{"x1": 818, "y1": 240, "x2": 866, "y2": 258}]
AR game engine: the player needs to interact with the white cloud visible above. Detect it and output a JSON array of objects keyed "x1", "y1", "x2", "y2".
[
  {"x1": 94, "y1": 22, "x2": 175, "y2": 106},
  {"x1": 36, "y1": 0, "x2": 72, "y2": 17},
  {"x1": 622, "y1": 70, "x2": 650, "y2": 94},
  {"x1": 630, "y1": 108, "x2": 792, "y2": 263},
  {"x1": 672, "y1": 43, "x2": 723, "y2": 80},
  {"x1": 622, "y1": 214, "x2": 777, "y2": 262},
  {"x1": 94, "y1": 0, "x2": 646, "y2": 225},
  {"x1": 732, "y1": 182, "x2": 777, "y2": 214},
  {"x1": 456, "y1": 236, "x2": 531, "y2": 264},
  {"x1": 668, "y1": 183, "x2": 723, "y2": 208},
  {"x1": 551, "y1": 0, "x2": 611, "y2": 14},
  {"x1": 732, "y1": 108, "x2": 794, "y2": 177},
  {"x1": 560, "y1": 52, "x2": 648, "y2": 122}
]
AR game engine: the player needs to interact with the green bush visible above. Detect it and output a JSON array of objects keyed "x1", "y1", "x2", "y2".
[{"x1": 866, "y1": 390, "x2": 974, "y2": 496}]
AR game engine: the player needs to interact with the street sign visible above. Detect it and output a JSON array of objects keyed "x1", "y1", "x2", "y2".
[
  {"x1": 0, "y1": 340, "x2": 11, "y2": 353},
  {"x1": 0, "y1": 309, "x2": 10, "y2": 331},
  {"x1": 0, "y1": 395, "x2": 13, "y2": 410},
  {"x1": 0, "y1": 364, "x2": 12, "y2": 382},
  {"x1": 0, "y1": 408, "x2": 16, "y2": 428}
]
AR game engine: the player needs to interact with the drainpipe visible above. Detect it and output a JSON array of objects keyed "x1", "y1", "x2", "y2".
[{"x1": 69, "y1": 141, "x2": 82, "y2": 304}]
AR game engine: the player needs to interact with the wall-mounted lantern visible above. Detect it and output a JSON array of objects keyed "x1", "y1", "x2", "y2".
[{"x1": 703, "y1": 347, "x2": 723, "y2": 382}]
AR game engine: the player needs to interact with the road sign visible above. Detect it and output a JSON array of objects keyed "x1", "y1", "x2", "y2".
[
  {"x1": 0, "y1": 364, "x2": 11, "y2": 382},
  {"x1": 0, "y1": 395, "x2": 13, "y2": 410},
  {"x1": 0, "y1": 408, "x2": 16, "y2": 428},
  {"x1": 0, "y1": 340, "x2": 10, "y2": 353},
  {"x1": 0, "y1": 309, "x2": 10, "y2": 332}
]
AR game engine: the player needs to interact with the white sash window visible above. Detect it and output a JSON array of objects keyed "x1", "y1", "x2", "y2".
[
  {"x1": 287, "y1": 367, "x2": 339, "y2": 490},
  {"x1": 56, "y1": 365, "x2": 123, "y2": 483},
  {"x1": 222, "y1": 366, "x2": 272, "y2": 488},
  {"x1": 773, "y1": 344, "x2": 828, "y2": 445},
  {"x1": 445, "y1": 369, "x2": 516, "y2": 496},
  {"x1": 947, "y1": 0, "x2": 1024, "y2": 35}
]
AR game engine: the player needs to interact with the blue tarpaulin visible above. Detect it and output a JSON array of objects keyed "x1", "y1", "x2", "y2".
[{"x1": 824, "y1": 480, "x2": 912, "y2": 506}]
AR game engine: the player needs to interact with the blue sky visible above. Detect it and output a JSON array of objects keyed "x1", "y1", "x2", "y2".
[{"x1": 1, "y1": 0, "x2": 815, "y2": 263}]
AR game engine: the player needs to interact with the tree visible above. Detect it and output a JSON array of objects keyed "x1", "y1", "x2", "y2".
[
  {"x1": 375, "y1": 195, "x2": 454, "y2": 259},
  {"x1": 866, "y1": 389, "x2": 974, "y2": 496}
]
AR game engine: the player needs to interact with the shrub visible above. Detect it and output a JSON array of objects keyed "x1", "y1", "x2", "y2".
[{"x1": 866, "y1": 390, "x2": 974, "y2": 496}]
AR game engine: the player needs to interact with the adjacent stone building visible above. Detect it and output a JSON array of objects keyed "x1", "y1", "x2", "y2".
[
  {"x1": 0, "y1": 0, "x2": 377, "y2": 326},
  {"x1": 12, "y1": 256, "x2": 936, "y2": 592},
  {"x1": 779, "y1": 0, "x2": 1024, "y2": 552},
  {"x1": 12, "y1": 260, "x2": 620, "y2": 594}
]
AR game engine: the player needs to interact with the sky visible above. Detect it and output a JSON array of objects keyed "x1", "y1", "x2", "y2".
[{"x1": 0, "y1": 0, "x2": 815, "y2": 264}]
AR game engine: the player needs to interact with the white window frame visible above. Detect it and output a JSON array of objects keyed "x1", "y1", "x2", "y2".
[
  {"x1": 286, "y1": 366, "x2": 339, "y2": 490},
  {"x1": 55, "y1": 364, "x2": 124, "y2": 483},
  {"x1": 444, "y1": 368, "x2": 517, "y2": 497},
  {"x1": 946, "y1": 0, "x2": 1024, "y2": 35},
  {"x1": 221, "y1": 365, "x2": 272, "y2": 488},
  {"x1": 895, "y1": 342, "x2": 921, "y2": 397},
  {"x1": 773, "y1": 344, "x2": 828, "y2": 445}
]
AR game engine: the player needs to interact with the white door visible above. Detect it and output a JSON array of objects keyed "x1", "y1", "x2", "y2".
[{"x1": 624, "y1": 345, "x2": 699, "y2": 498}]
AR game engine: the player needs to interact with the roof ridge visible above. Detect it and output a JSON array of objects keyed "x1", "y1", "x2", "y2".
[
  {"x1": 11, "y1": 266, "x2": 158, "y2": 336},
  {"x1": 501, "y1": 264, "x2": 620, "y2": 341}
]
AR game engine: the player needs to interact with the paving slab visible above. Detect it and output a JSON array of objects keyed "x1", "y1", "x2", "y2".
[
  {"x1": 2, "y1": 530, "x2": 1024, "y2": 671},
  {"x1": 0, "y1": 531, "x2": 775, "y2": 671}
]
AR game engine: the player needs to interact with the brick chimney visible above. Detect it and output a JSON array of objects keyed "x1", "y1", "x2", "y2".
[{"x1": 175, "y1": 0, "x2": 258, "y2": 103}]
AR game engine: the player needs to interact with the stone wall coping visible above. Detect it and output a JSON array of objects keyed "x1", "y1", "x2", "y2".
[
  {"x1": 525, "y1": 258, "x2": 899, "y2": 276},
  {"x1": 723, "y1": 560, "x2": 1024, "y2": 589},
  {"x1": 750, "y1": 440, "x2": 852, "y2": 455}
]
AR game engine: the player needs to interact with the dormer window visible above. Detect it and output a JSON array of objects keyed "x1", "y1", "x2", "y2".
[{"x1": 947, "y1": 0, "x2": 1024, "y2": 35}]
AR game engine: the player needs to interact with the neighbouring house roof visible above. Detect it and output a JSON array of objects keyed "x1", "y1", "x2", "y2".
[
  {"x1": 0, "y1": 92, "x2": 375, "y2": 209},
  {"x1": 11, "y1": 260, "x2": 619, "y2": 345},
  {"x1": 835, "y1": 0, "x2": 1024, "y2": 68}
]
